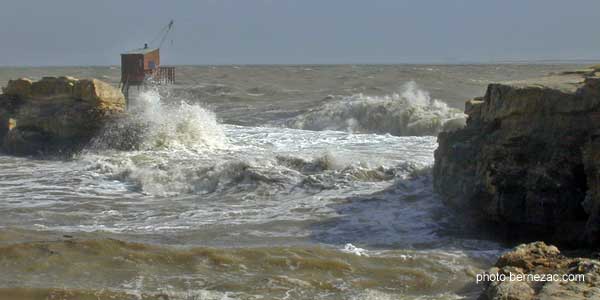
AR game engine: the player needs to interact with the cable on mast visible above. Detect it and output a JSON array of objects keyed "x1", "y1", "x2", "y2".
[{"x1": 148, "y1": 20, "x2": 175, "y2": 49}]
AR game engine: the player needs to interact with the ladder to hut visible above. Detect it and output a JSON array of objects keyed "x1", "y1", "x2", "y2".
[{"x1": 119, "y1": 20, "x2": 176, "y2": 107}]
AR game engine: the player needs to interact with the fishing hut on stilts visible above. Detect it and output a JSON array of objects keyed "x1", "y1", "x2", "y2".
[{"x1": 119, "y1": 20, "x2": 176, "y2": 108}]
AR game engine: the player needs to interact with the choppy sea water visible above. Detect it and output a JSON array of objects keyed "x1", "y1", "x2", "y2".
[{"x1": 0, "y1": 65, "x2": 584, "y2": 299}]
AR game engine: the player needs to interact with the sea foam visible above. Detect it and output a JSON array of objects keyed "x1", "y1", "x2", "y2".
[
  {"x1": 285, "y1": 81, "x2": 465, "y2": 136},
  {"x1": 89, "y1": 88, "x2": 227, "y2": 151}
]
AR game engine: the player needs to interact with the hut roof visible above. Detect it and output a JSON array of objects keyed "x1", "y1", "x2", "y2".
[{"x1": 122, "y1": 47, "x2": 159, "y2": 55}]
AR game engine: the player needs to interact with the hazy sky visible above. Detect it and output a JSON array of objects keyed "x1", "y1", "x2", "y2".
[{"x1": 1, "y1": 0, "x2": 599, "y2": 66}]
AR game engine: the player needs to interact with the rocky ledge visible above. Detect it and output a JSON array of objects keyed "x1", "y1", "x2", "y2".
[
  {"x1": 0, "y1": 77, "x2": 125, "y2": 155},
  {"x1": 480, "y1": 242, "x2": 599, "y2": 300},
  {"x1": 433, "y1": 65, "x2": 600, "y2": 247}
]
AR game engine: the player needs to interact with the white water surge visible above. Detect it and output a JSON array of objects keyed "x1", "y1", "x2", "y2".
[
  {"x1": 285, "y1": 82, "x2": 465, "y2": 135},
  {"x1": 0, "y1": 74, "x2": 506, "y2": 300},
  {"x1": 90, "y1": 89, "x2": 227, "y2": 151},
  {"x1": 81, "y1": 89, "x2": 437, "y2": 198}
]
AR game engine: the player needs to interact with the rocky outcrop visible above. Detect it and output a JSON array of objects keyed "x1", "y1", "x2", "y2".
[
  {"x1": 433, "y1": 66, "x2": 600, "y2": 247},
  {"x1": 583, "y1": 134, "x2": 600, "y2": 246},
  {"x1": 479, "y1": 242, "x2": 600, "y2": 300},
  {"x1": 0, "y1": 77, "x2": 125, "y2": 155}
]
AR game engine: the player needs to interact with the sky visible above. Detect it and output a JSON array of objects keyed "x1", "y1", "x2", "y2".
[{"x1": 0, "y1": 0, "x2": 599, "y2": 66}]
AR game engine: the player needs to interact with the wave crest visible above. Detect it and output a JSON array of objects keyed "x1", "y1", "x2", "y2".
[
  {"x1": 91, "y1": 158, "x2": 284, "y2": 196},
  {"x1": 284, "y1": 81, "x2": 465, "y2": 136},
  {"x1": 89, "y1": 89, "x2": 227, "y2": 151},
  {"x1": 85, "y1": 151, "x2": 425, "y2": 196}
]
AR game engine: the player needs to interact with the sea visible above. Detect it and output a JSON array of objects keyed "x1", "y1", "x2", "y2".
[{"x1": 0, "y1": 64, "x2": 584, "y2": 299}]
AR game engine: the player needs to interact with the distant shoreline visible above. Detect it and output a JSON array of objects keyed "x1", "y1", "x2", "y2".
[{"x1": 0, "y1": 60, "x2": 598, "y2": 68}]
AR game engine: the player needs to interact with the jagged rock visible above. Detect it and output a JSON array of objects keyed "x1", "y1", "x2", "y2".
[
  {"x1": 496, "y1": 242, "x2": 562, "y2": 271},
  {"x1": 441, "y1": 117, "x2": 466, "y2": 132},
  {"x1": 2, "y1": 78, "x2": 33, "y2": 98},
  {"x1": 0, "y1": 77, "x2": 125, "y2": 156},
  {"x1": 433, "y1": 66, "x2": 600, "y2": 246},
  {"x1": 76, "y1": 79, "x2": 125, "y2": 110},
  {"x1": 479, "y1": 242, "x2": 600, "y2": 300},
  {"x1": 485, "y1": 280, "x2": 534, "y2": 300}
]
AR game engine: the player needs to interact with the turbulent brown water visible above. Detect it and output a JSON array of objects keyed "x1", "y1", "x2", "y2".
[{"x1": 0, "y1": 64, "x2": 584, "y2": 299}]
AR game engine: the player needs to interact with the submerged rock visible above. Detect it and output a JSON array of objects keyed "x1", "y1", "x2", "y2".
[
  {"x1": 433, "y1": 66, "x2": 600, "y2": 247},
  {"x1": 479, "y1": 242, "x2": 600, "y2": 300},
  {"x1": 0, "y1": 77, "x2": 125, "y2": 155}
]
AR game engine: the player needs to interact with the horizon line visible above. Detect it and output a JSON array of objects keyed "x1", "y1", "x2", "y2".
[{"x1": 1, "y1": 58, "x2": 599, "y2": 68}]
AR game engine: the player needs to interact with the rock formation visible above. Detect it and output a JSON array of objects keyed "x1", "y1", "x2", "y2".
[
  {"x1": 583, "y1": 134, "x2": 600, "y2": 246},
  {"x1": 479, "y1": 242, "x2": 600, "y2": 300},
  {"x1": 0, "y1": 77, "x2": 125, "y2": 155},
  {"x1": 433, "y1": 66, "x2": 600, "y2": 247}
]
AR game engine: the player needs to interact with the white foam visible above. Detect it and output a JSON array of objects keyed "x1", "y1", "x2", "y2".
[
  {"x1": 342, "y1": 243, "x2": 369, "y2": 256},
  {"x1": 285, "y1": 81, "x2": 465, "y2": 136},
  {"x1": 130, "y1": 89, "x2": 228, "y2": 150}
]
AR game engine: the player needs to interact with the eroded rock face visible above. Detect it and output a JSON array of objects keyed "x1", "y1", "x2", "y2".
[
  {"x1": 433, "y1": 66, "x2": 600, "y2": 246},
  {"x1": 583, "y1": 134, "x2": 600, "y2": 246},
  {"x1": 0, "y1": 77, "x2": 125, "y2": 155},
  {"x1": 479, "y1": 242, "x2": 600, "y2": 300}
]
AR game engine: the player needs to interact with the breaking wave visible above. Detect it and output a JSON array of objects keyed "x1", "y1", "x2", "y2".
[
  {"x1": 89, "y1": 157, "x2": 290, "y2": 196},
  {"x1": 89, "y1": 89, "x2": 227, "y2": 151},
  {"x1": 78, "y1": 87, "x2": 440, "y2": 198},
  {"x1": 284, "y1": 81, "x2": 465, "y2": 136},
  {"x1": 85, "y1": 151, "x2": 422, "y2": 197}
]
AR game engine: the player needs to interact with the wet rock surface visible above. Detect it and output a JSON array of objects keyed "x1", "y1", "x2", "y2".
[
  {"x1": 479, "y1": 242, "x2": 600, "y2": 300},
  {"x1": 433, "y1": 66, "x2": 600, "y2": 247},
  {"x1": 0, "y1": 77, "x2": 125, "y2": 156}
]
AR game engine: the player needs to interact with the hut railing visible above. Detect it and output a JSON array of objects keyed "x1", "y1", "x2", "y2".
[{"x1": 145, "y1": 66, "x2": 175, "y2": 84}]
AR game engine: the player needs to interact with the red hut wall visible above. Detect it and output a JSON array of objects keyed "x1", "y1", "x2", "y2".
[
  {"x1": 121, "y1": 54, "x2": 145, "y2": 84},
  {"x1": 143, "y1": 49, "x2": 160, "y2": 71},
  {"x1": 121, "y1": 48, "x2": 171, "y2": 85}
]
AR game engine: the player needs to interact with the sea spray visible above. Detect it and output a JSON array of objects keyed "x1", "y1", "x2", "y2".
[
  {"x1": 83, "y1": 120, "x2": 435, "y2": 197},
  {"x1": 80, "y1": 89, "x2": 443, "y2": 203},
  {"x1": 81, "y1": 88, "x2": 231, "y2": 196},
  {"x1": 284, "y1": 81, "x2": 465, "y2": 136},
  {"x1": 89, "y1": 88, "x2": 227, "y2": 151}
]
